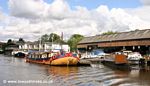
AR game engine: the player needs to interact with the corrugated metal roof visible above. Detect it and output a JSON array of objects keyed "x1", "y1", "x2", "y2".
[{"x1": 79, "y1": 29, "x2": 150, "y2": 44}]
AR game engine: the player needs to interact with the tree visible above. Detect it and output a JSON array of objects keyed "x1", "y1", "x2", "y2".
[
  {"x1": 67, "y1": 34, "x2": 84, "y2": 52},
  {"x1": 41, "y1": 33, "x2": 65, "y2": 43},
  {"x1": 2, "y1": 39, "x2": 13, "y2": 51},
  {"x1": 102, "y1": 31, "x2": 118, "y2": 35},
  {"x1": 41, "y1": 34, "x2": 49, "y2": 42},
  {"x1": 2, "y1": 43, "x2": 7, "y2": 52},
  {"x1": 18, "y1": 38, "x2": 25, "y2": 43},
  {"x1": 7, "y1": 39, "x2": 13, "y2": 44},
  {"x1": 49, "y1": 33, "x2": 61, "y2": 42}
]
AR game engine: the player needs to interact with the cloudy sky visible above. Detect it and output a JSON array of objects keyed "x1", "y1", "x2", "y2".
[{"x1": 0, "y1": 0, "x2": 150, "y2": 42}]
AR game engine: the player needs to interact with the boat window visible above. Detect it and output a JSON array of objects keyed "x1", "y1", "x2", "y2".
[
  {"x1": 29, "y1": 54, "x2": 32, "y2": 58},
  {"x1": 73, "y1": 54, "x2": 77, "y2": 57},
  {"x1": 42, "y1": 54, "x2": 47, "y2": 58},
  {"x1": 92, "y1": 50, "x2": 104, "y2": 55},
  {"x1": 34, "y1": 54, "x2": 36, "y2": 58},
  {"x1": 37, "y1": 55, "x2": 40, "y2": 58},
  {"x1": 41, "y1": 55, "x2": 44, "y2": 58},
  {"x1": 32, "y1": 54, "x2": 34, "y2": 58},
  {"x1": 48, "y1": 54, "x2": 51, "y2": 57}
]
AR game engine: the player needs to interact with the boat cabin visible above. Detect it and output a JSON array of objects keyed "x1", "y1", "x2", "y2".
[{"x1": 28, "y1": 52, "x2": 57, "y2": 60}]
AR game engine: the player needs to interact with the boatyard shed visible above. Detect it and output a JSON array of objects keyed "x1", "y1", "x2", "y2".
[{"x1": 77, "y1": 29, "x2": 150, "y2": 55}]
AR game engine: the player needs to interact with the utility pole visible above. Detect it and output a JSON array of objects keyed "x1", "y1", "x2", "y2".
[
  {"x1": 39, "y1": 36, "x2": 42, "y2": 52},
  {"x1": 51, "y1": 34, "x2": 54, "y2": 51}
]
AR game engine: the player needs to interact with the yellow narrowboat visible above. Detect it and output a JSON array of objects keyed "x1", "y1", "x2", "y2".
[{"x1": 25, "y1": 51, "x2": 80, "y2": 66}]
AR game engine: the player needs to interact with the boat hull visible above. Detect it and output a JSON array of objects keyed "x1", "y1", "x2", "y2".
[
  {"x1": 25, "y1": 58, "x2": 50, "y2": 64},
  {"x1": 25, "y1": 57, "x2": 79, "y2": 66},
  {"x1": 14, "y1": 52, "x2": 26, "y2": 58},
  {"x1": 50, "y1": 57, "x2": 79, "y2": 66},
  {"x1": 101, "y1": 61, "x2": 131, "y2": 70}
]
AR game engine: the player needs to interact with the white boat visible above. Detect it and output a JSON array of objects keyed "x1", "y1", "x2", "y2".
[
  {"x1": 81, "y1": 49, "x2": 107, "y2": 59},
  {"x1": 12, "y1": 50, "x2": 28, "y2": 58},
  {"x1": 127, "y1": 52, "x2": 143, "y2": 64}
]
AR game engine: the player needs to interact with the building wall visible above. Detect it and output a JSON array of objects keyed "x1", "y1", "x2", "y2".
[
  {"x1": 18, "y1": 43, "x2": 70, "y2": 52},
  {"x1": 52, "y1": 44, "x2": 70, "y2": 52}
]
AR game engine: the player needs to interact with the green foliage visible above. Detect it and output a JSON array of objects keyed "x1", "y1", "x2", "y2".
[
  {"x1": 2, "y1": 39, "x2": 13, "y2": 51},
  {"x1": 41, "y1": 34, "x2": 49, "y2": 42},
  {"x1": 41, "y1": 33, "x2": 65, "y2": 43},
  {"x1": 102, "y1": 31, "x2": 118, "y2": 35},
  {"x1": 7, "y1": 39, "x2": 13, "y2": 44},
  {"x1": 18, "y1": 38, "x2": 25, "y2": 44},
  {"x1": 67, "y1": 34, "x2": 84, "y2": 52},
  {"x1": 2, "y1": 43, "x2": 6, "y2": 51},
  {"x1": 49, "y1": 33, "x2": 61, "y2": 42}
]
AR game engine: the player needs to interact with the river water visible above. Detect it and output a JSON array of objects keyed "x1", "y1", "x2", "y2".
[{"x1": 0, "y1": 54, "x2": 150, "y2": 86}]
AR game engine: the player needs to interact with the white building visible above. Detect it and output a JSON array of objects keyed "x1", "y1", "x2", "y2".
[
  {"x1": 18, "y1": 41, "x2": 70, "y2": 52},
  {"x1": 51, "y1": 44, "x2": 70, "y2": 52}
]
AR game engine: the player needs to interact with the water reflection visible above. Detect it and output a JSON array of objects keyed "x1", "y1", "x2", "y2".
[
  {"x1": 47, "y1": 66, "x2": 79, "y2": 76},
  {"x1": 129, "y1": 66, "x2": 150, "y2": 85}
]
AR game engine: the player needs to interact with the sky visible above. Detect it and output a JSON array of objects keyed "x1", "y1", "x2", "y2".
[
  {"x1": 0, "y1": 0, "x2": 150, "y2": 42},
  {"x1": 0, "y1": 0, "x2": 142, "y2": 13}
]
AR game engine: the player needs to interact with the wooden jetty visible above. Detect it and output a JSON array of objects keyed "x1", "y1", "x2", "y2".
[
  {"x1": 78, "y1": 57, "x2": 104, "y2": 66},
  {"x1": 78, "y1": 54, "x2": 131, "y2": 70},
  {"x1": 78, "y1": 55, "x2": 150, "y2": 71},
  {"x1": 78, "y1": 59, "x2": 91, "y2": 66}
]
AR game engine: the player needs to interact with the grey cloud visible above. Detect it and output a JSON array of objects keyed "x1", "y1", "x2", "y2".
[
  {"x1": 0, "y1": 0, "x2": 150, "y2": 41},
  {"x1": 8, "y1": 0, "x2": 46, "y2": 19},
  {"x1": 140, "y1": 0, "x2": 150, "y2": 5}
]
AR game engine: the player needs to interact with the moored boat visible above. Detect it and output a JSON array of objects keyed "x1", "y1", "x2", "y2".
[
  {"x1": 25, "y1": 51, "x2": 80, "y2": 66},
  {"x1": 127, "y1": 52, "x2": 143, "y2": 65},
  {"x1": 25, "y1": 51, "x2": 54, "y2": 64},
  {"x1": 101, "y1": 54, "x2": 131, "y2": 70},
  {"x1": 14, "y1": 52, "x2": 26, "y2": 58},
  {"x1": 50, "y1": 53, "x2": 79, "y2": 66},
  {"x1": 13, "y1": 51, "x2": 28, "y2": 58}
]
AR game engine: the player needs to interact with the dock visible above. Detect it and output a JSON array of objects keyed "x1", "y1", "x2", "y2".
[
  {"x1": 78, "y1": 58, "x2": 104, "y2": 66},
  {"x1": 78, "y1": 59, "x2": 91, "y2": 66}
]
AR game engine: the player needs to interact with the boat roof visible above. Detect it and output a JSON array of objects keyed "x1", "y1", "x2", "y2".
[{"x1": 29, "y1": 51, "x2": 58, "y2": 55}]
